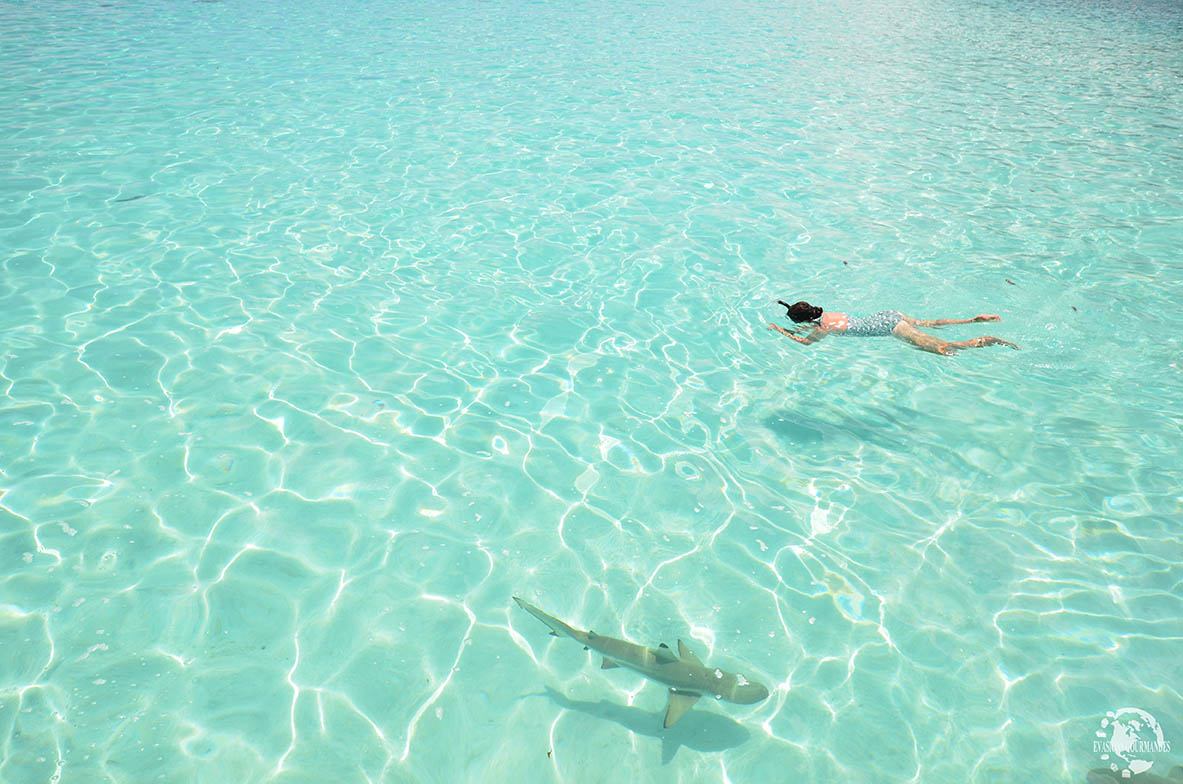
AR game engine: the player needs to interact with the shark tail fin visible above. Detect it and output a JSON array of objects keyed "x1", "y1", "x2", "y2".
[
  {"x1": 601, "y1": 658, "x2": 619, "y2": 669},
  {"x1": 513, "y1": 597, "x2": 579, "y2": 640}
]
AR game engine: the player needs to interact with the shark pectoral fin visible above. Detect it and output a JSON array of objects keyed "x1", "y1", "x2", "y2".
[
  {"x1": 549, "y1": 631, "x2": 559, "y2": 636},
  {"x1": 676, "y1": 639, "x2": 704, "y2": 667},
  {"x1": 664, "y1": 689, "x2": 700, "y2": 728},
  {"x1": 600, "y1": 658, "x2": 620, "y2": 669}
]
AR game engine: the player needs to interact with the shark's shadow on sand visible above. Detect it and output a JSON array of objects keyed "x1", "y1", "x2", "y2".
[{"x1": 532, "y1": 686, "x2": 751, "y2": 764}]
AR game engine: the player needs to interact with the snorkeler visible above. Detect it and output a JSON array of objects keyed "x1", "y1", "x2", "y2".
[{"x1": 769, "y1": 300, "x2": 1020, "y2": 355}]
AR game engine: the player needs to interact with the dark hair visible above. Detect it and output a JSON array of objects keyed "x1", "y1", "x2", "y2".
[{"x1": 784, "y1": 300, "x2": 823, "y2": 323}]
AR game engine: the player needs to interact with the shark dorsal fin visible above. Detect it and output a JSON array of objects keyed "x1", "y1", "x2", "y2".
[
  {"x1": 601, "y1": 658, "x2": 619, "y2": 669},
  {"x1": 677, "y1": 639, "x2": 703, "y2": 667},
  {"x1": 654, "y1": 645, "x2": 677, "y2": 665},
  {"x1": 658, "y1": 642, "x2": 669, "y2": 649},
  {"x1": 664, "y1": 689, "x2": 701, "y2": 728}
]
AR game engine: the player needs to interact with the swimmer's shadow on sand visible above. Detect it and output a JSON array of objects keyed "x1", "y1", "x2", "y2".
[
  {"x1": 529, "y1": 686, "x2": 750, "y2": 764},
  {"x1": 764, "y1": 408, "x2": 914, "y2": 452}
]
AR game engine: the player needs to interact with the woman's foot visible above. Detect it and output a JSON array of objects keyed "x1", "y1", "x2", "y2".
[{"x1": 973, "y1": 336, "x2": 1021, "y2": 350}]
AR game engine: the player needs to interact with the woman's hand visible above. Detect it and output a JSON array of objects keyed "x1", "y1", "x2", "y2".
[
  {"x1": 768, "y1": 323, "x2": 808, "y2": 343},
  {"x1": 974, "y1": 314, "x2": 1001, "y2": 322}
]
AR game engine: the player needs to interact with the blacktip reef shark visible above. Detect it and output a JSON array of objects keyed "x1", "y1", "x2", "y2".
[{"x1": 513, "y1": 597, "x2": 770, "y2": 728}]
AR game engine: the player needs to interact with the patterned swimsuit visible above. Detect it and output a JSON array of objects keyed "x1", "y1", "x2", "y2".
[{"x1": 841, "y1": 310, "x2": 905, "y2": 337}]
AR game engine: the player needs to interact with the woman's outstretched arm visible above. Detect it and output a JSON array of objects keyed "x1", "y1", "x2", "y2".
[
  {"x1": 768, "y1": 323, "x2": 827, "y2": 345},
  {"x1": 904, "y1": 314, "x2": 1000, "y2": 328}
]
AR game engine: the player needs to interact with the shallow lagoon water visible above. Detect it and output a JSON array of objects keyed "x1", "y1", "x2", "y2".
[{"x1": 1, "y1": 0, "x2": 1181, "y2": 781}]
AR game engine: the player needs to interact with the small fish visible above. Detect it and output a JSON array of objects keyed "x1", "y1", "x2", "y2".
[
  {"x1": 1005, "y1": 278, "x2": 1016, "y2": 285},
  {"x1": 112, "y1": 194, "x2": 147, "y2": 203}
]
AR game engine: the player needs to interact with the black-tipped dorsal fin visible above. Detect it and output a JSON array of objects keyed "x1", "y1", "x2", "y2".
[
  {"x1": 658, "y1": 642, "x2": 669, "y2": 649},
  {"x1": 677, "y1": 639, "x2": 703, "y2": 667},
  {"x1": 664, "y1": 689, "x2": 701, "y2": 728},
  {"x1": 601, "y1": 658, "x2": 619, "y2": 669},
  {"x1": 654, "y1": 645, "x2": 677, "y2": 665}
]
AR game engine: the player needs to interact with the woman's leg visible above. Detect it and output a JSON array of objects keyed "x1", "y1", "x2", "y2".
[
  {"x1": 904, "y1": 314, "x2": 1001, "y2": 328},
  {"x1": 945, "y1": 335, "x2": 1020, "y2": 351},
  {"x1": 892, "y1": 323, "x2": 1019, "y2": 354},
  {"x1": 892, "y1": 322, "x2": 955, "y2": 354}
]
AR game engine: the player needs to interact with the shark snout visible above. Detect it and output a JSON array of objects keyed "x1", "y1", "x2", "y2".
[{"x1": 730, "y1": 681, "x2": 770, "y2": 704}]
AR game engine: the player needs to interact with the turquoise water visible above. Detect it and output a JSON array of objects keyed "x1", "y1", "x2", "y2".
[{"x1": 2, "y1": 0, "x2": 1181, "y2": 781}]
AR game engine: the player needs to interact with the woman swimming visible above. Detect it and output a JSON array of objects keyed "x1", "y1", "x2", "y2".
[{"x1": 769, "y1": 300, "x2": 1020, "y2": 355}]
